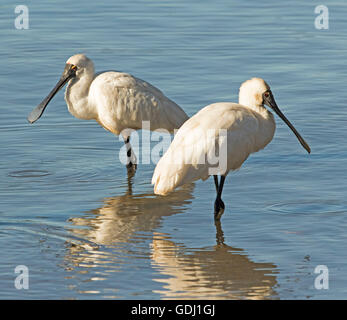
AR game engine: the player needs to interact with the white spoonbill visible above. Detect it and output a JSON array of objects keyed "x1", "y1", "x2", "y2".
[
  {"x1": 152, "y1": 78, "x2": 311, "y2": 220},
  {"x1": 27, "y1": 54, "x2": 188, "y2": 171}
]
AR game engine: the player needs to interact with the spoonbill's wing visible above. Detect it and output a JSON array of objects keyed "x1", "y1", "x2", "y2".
[
  {"x1": 89, "y1": 72, "x2": 188, "y2": 134},
  {"x1": 152, "y1": 103, "x2": 260, "y2": 195}
]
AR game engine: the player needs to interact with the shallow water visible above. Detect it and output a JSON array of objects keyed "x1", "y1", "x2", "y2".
[{"x1": 1, "y1": 0, "x2": 347, "y2": 299}]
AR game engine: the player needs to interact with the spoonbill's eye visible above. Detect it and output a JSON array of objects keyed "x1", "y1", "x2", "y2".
[
  {"x1": 71, "y1": 65, "x2": 77, "y2": 70},
  {"x1": 264, "y1": 91, "x2": 270, "y2": 98}
]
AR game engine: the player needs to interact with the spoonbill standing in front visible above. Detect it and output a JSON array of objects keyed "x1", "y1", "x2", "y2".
[
  {"x1": 152, "y1": 78, "x2": 311, "y2": 220},
  {"x1": 27, "y1": 54, "x2": 188, "y2": 172}
]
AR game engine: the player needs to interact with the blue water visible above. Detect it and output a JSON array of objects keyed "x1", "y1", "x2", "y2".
[{"x1": 1, "y1": 0, "x2": 347, "y2": 299}]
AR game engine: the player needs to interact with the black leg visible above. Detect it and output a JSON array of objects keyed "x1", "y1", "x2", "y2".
[
  {"x1": 123, "y1": 136, "x2": 137, "y2": 173},
  {"x1": 214, "y1": 175, "x2": 226, "y2": 220},
  {"x1": 213, "y1": 175, "x2": 219, "y2": 193}
]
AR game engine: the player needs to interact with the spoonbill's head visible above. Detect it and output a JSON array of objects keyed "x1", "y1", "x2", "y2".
[
  {"x1": 239, "y1": 78, "x2": 311, "y2": 154},
  {"x1": 65, "y1": 54, "x2": 94, "y2": 79},
  {"x1": 27, "y1": 54, "x2": 94, "y2": 124},
  {"x1": 239, "y1": 77, "x2": 271, "y2": 108}
]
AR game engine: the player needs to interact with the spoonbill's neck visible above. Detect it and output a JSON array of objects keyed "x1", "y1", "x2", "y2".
[{"x1": 65, "y1": 71, "x2": 97, "y2": 120}]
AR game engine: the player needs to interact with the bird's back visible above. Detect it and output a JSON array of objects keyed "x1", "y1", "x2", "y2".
[
  {"x1": 89, "y1": 71, "x2": 188, "y2": 135},
  {"x1": 152, "y1": 102, "x2": 275, "y2": 195}
]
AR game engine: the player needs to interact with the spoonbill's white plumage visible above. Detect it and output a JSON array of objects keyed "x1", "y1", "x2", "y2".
[
  {"x1": 152, "y1": 78, "x2": 310, "y2": 219},
  {"x1": 28, "y1": 54, "x2": 188, "y2": 171}
]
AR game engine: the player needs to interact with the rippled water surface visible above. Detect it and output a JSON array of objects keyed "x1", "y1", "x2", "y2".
[{"x1": 1, "y1": 0, "x2": 347, "y2": 299}]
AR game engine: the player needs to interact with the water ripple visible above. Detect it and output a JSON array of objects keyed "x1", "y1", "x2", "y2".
[
  {"x1": 8, "y1": 170, "x2": 52, "y2": 178},
  {"x1": 268, "y1": 200, "x2": 347, "y2": 216}
]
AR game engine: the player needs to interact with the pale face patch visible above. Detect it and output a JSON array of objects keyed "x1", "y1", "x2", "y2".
[{"x1": 255, "y1": 93, "x2": 263, "y2": 105}]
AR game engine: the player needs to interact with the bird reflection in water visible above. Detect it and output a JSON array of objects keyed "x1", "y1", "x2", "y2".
[
  {"x1": 65, "y1": 174, "x2": 278, "y2": 299},
  {"x1": 68, "y1": 172, "x2": 194, "y2": 246},
  {"x1": 150, "y1": 220, "x2": 278, "y2": 300}
]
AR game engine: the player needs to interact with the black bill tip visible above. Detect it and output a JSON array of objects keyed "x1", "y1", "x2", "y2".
[{"x1": 27, "y1": 102, "x2": 46, "y2": 124}]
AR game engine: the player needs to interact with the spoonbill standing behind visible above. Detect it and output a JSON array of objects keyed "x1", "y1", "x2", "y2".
[
  {"x1": 152, "y1": 78, "x2": 311, "y2": 220},
  {"x1": 27, "y1": 54, "x2": 188, "y2": 172}
]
